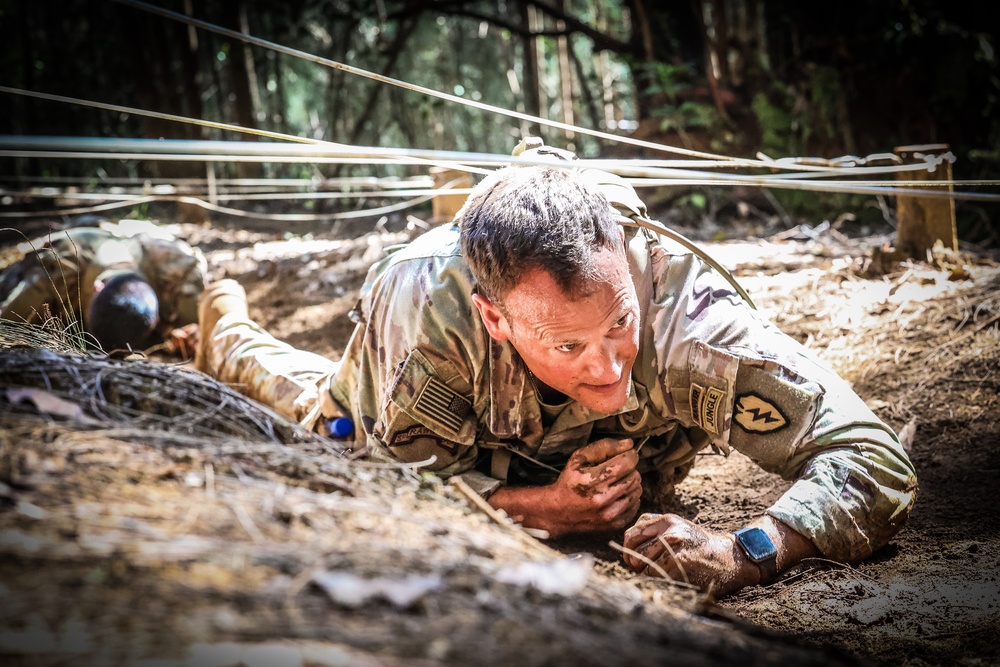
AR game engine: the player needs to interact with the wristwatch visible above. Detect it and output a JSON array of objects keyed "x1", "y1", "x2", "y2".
[{"x1": 734, "y1": 527, "x2": 779, "y2": 585}]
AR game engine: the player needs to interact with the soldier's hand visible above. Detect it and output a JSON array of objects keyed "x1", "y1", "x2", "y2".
[
  {"x1": 543, "y1": 437, "x2": 642, "y2": 535},
  {"x1": 486, "y1": 438, "x2": 641, "y2": 538},
  {"x1": 163, "y1": 323, "x2": 199, "y2": 360},
  {"x1": 622, "y1": 513, "x2": 748, "y2": 596}
]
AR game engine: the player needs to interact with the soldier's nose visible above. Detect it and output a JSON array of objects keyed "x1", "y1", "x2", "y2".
[{"x1": 584, "y1": 346, "x2": 621, "y2": 384}]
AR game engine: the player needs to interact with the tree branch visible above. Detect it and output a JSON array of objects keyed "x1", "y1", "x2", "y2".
[
  {"x1": 347, "y1": 17, "x2": 420, "y2": 146},
  {"x1": 389, "y1": 0, "x2": 637, "y2": 56}
]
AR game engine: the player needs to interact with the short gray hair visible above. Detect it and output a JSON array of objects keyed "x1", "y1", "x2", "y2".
[{"x1": 458, "y1": 166, "x2": 621, "y2": 304}]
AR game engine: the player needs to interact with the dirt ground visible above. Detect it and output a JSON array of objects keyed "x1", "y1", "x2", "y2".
[{"x1": 2, "y1": 208, "x2": 999, "y2": 666}]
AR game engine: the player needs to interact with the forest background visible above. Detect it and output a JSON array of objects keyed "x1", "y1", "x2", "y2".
[
  {"x1": 1, "y1": 0, "x2": 998, "y2": 244},
  {"x1": 2, "y1": 4, "x2": 1000, "y2": 665}
]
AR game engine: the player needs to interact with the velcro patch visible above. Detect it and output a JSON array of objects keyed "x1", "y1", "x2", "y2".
[
  {"x1": 412, "y1": 376, "x2": 471, "y2": 435},
  {"x1": 690, "y1": 383, "x2": 726, "y2": 435},
  {"x1": 390, "y1": 424, "x2": 439, "y2": 446},
  {"x1": 390, "y1": 424, "x2": 461, "y2": 456},
  {"x1": 733, "y1": 393, "x2": 788, "y2": 434}
]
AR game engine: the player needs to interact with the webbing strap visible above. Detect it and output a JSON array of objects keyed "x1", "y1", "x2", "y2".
[{"x1": 490, "y1": 447, "x2": 512, "y2": 483}]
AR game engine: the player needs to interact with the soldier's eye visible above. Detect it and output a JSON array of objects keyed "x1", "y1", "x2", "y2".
[{"x1": 556, "y1": 343, "x2": 578, "y2": 353}]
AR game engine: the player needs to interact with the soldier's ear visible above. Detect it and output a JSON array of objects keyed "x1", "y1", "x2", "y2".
[{"x1": 471, "y1": 293, "x2": 511, "y2": 342}]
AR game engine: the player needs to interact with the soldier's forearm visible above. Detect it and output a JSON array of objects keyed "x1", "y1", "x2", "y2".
[
  {"x1": 488, "y1": 484, "x2": 567, "y2": 537},
  {"x1": 487, "y1": 474, "x2": 640, "y2": 538},
  {"x1": 745, "y1": 515, "x2": 820, "y2": 583}
]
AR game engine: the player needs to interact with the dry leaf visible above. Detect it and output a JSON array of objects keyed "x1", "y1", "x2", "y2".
[{"x1": 3, "y1": 388, "x2": 87, "y2": 421}]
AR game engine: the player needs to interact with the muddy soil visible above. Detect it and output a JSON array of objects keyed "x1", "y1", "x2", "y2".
[{"x1": 2, "y1": 211, "x2": 998, "y2": 666}]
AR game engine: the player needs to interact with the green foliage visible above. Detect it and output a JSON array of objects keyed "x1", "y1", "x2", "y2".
[
  {"x1": 642, "y1": 61, "x2": 693, "y2": 101},
  {"x1": 751, "y1": 91, "x2": 795, "y2": 158},
  {"x1": 655, "y1": 100, "x2": 720, "y2": 134},
  {"x1": 685, "y1": 192, "x2": 707, "y2": 210},
  {"x1": 751, "y1": 66, "x2": 844, "y2": 158},
  {"x1": 641, "y1": 61, "x2": 730, "y2": 152},
  {"x1": 807, "y1": 66, "x2": 843, "y2": 145}
]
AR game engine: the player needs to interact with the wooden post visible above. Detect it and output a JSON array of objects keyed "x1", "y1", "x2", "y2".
[
  {"x1": 430, "y1": 167, "x2": 472, "y2": 223},
  {"x1": 894, "y1": 143, "x2": 958, "y2": 259}
]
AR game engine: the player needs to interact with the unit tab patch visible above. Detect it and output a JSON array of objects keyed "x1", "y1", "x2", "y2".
[{"x1": 690, "y1": 383, "x2": 726, "y2": 435}]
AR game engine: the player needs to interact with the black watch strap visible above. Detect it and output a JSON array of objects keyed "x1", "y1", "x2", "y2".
[{"x1": 755, "y1": 552, "x2": 778, "y2": 585}]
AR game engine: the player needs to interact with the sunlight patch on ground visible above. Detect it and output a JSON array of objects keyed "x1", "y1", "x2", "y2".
[{"x1": 210, "y1": 237, "x2": 355, "y2": 263}]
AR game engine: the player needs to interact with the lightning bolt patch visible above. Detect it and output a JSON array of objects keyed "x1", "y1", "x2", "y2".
[{"x1": 734, "y1": 393, "x2": 788, "y2": 434}]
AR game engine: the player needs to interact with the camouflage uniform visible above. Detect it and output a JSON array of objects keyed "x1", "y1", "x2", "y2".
[
  {"x1": 201, "y1": 309, "x2": 339, "y2": 429},
  {"x1": 0, "y1": 220, "x2": 207, "y2": 338},
  {"x1": 201, "y1": 167, "x2": 917, "y2": 565}
]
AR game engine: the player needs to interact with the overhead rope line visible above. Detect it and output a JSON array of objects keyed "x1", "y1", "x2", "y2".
[
  {"x1": 3, "y1": 135, "x2": 994, "y2": 189},
  {"x1": 0, "y1": 192, "x2": 435, "y2": 221},
  {"x1": 0, "y1": 86, "x2": 493, "y2": 178},
  {"x1": 3, "y1": 5, "x2": 996, "y2": 219},
  {"x1": 2, "y1": 4, "x2": 993, "y2": 194},
  {"x1": 0, "y1": 134, "x2": 963, "y2": 178},
  {"x1": 5, "y1": 144, "x2": 998, "y2": 202},
  {"x1": 0, "y1": 187, "x2": 470, "y2": 203}
]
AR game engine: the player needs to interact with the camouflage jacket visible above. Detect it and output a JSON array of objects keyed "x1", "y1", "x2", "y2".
[
  {"x1": 327, "y1": 221, "x2": 917, "y2": 563},
  {"x1": 0, "y1": 221, "x2": 207, "y2": 336}
]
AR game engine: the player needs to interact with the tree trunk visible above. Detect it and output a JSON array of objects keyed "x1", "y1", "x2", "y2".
[
  {"x1": 181, "y1": 0, "x2": 206, "y2": 139},
  {"x1": 220, "y1": 0, "x2": 261, "y2": 178},
  {"x1": 556, "y1": 0, "x2": 575, "y2": 145},
  {"x1": 519, "y1": 1, "x2": 542, "y2": 137}
]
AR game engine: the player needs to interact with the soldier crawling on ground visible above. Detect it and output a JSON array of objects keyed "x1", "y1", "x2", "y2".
[
  {"x1": 0, "y1": 217, "x2": 207, "y2": 354},
  {"x1": 193, "y1": 141, "x2": 917, "y2": 596}
]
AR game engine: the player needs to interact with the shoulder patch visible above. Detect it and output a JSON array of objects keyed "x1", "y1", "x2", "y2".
[
  {"x1": 390, "y1": 424, "x2": 461, "y2": 456},
  {"x1": 390, "y1": 424, "x2": 438, "y2": 446},
  {"x1": 690, "y1": 383, "x2": 726, "y2": 435},
  {"x1": 733, "y1": 393, "x2": 788, "y2": 434},
  {"x1": 412, "y1": 376, "x2": 472, "y2": 434}
]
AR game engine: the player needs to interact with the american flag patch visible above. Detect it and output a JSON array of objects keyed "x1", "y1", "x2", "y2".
[{"x1": 412, "y1": 376, "x2": 471, "y2": 435}]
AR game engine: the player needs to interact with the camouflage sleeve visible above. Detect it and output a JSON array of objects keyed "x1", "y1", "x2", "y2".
[
  {"x1": 651, "y1": 249, "x2": 917, "y2": 562},
  {"x1": 338, "y1": 239, "x2": 489, "y2": 489},
  {"x1": 136, "y1": 235, "x2": 208, "y2": 331},
  {"x1": 749, "y1": 361, "x2": 918, "y2": 562},
  {"x1": 0, "y1": 239, "x2": 85, "y2": 325},
  {"x1": 368, "y1": 347, "x2": 480, "y2": 476},
  {"x1": 0, "y1": 266, "x2": 60, "y2": 323}
]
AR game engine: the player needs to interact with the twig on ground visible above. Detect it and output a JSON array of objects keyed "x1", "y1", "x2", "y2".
[
  {"x1": 449, "y1": 476, "x2": 558, "y2": 558},
  {"x1": 657, "y1": 534, "x2": 691, "y2": 586},
  {"x1": 607, "y1": 540, "x2": 670, "y2": 582}
]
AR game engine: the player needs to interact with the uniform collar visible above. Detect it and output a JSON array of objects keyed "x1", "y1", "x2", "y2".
[{"x1": 487, "y1": 336, "x2": 640, "y2": 441}]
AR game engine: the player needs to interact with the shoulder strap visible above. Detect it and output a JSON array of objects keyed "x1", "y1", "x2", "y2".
[{"x1": 512, "y1": 137, "x2": 756, "y2": 309}]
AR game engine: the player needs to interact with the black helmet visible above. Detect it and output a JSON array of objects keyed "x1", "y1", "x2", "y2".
[{"x1": 87, "y1": 271, "x2": 160, "y2": 352}]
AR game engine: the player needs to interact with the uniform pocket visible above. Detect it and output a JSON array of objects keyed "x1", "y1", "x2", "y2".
[
  {"x1": 667, "y1": 340, "x2": 739, "y2": 452},
  {"x1": 386, "y1": 348, "x2": 477, "y2": 446}
]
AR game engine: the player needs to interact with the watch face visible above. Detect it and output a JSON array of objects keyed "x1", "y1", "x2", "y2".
[{"x1": 736, "y1": 527, "x2": 777, "y2": 562}]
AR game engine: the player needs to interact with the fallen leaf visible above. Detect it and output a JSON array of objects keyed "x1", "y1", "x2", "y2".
[
  {"x1": 495, "y1": 555, "x2": 593, "y2": 596},
  {"x1": 3, "y1": 389, "x2": 87, "y2": 421},
  {"x1": 311, "y1": 571, "x2": 443, "y2": 609},
  {"x1": 898, "y1": 419, "x2": 917, "y2": 453}
]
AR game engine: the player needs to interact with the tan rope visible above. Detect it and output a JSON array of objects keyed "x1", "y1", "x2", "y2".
[
  {"x1": 0, "y1": 86, "x2": 492, "y2": 177},
  {"x1": 0, "y1": 192, "x2": 435, "y2": 221}
]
